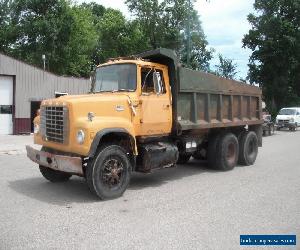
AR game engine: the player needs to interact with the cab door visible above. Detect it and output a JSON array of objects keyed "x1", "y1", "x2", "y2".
[{"x1": 137, "y1": 66, "x2": 172, "y2": 136}]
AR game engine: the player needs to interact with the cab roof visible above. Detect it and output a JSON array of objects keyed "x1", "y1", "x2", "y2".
[{"x1": 97, "y1": 59, "x2": 168, "y2": 69}]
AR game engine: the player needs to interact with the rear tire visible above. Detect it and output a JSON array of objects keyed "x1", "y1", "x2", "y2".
[
  {"x1": 238, "y1": 131, "x2": 258, "y2": 166},
  {"x1": 39, "y1": 165, "x2": 72, "y2": 182},
  {"x1": 267, "y1": 126, "x2": 272, "y2": 136},
  {"x1": 213, "y1": 133, "x2": 239, "y2": 171},
  {"x1": 177, "y1": 153, "x2": 191, "y2": 164},
  {"x1": 263, "y1": 129, "x2": 266, "y2": 136},
  {"x1": 192, "y1": 146, "x2": 207, "y2": 160},
  {"x1": 207, "y1": 134, "x2": 221, "y2": 168},
  {"x1": 86, "y1": 144, "x2": 131, "y2": 200}
]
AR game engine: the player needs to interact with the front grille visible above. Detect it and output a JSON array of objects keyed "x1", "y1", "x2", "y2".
[
  {"x1": 40, "y1": 106, "x2": 69, "y2": 144},
  {"x1": 278, "y1": 119, "x2": 289, "y2": 124}
]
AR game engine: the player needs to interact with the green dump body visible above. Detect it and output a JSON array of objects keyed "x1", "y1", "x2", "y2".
[
  {"x1": 177, "y1": 67, "x2": 262, "y2": 131},
  {"x1": 138, "y1": 48, "x2": 263, "y2": 133}
]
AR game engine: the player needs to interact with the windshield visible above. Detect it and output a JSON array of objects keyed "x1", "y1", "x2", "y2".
[
  {"x1": 94, "y1": 64, "x2": 137, "y2": 92},
  {"x1": 278, "y1": 109, "x2": 296, "y2": 115}
]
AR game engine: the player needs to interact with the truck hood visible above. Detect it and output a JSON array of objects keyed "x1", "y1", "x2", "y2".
[
  {"x1": 57, "y1": 93, "x2": 131, "y2": 104},
  {"x1": 42, "y1": 93, "x2": 134, "y2": 118}
]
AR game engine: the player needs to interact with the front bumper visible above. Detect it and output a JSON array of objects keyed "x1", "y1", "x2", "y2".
[
  {"x1": 276, "y1": 122, "x2": 296, "y2": 128},
  {"x1": 26, "y1": 145, "x2": 83, "y2": 176}
]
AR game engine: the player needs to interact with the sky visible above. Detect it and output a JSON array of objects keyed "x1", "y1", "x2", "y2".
[{"x1": 76, "y1": 0, "x2": 255, "y2": 79}]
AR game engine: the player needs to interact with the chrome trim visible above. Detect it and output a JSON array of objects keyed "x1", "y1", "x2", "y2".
[{"x1": 40, "y1": 106, "x2": 69, "y2": 144}]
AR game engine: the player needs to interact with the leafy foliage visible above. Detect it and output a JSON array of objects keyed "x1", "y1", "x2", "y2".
[
  {"x1": 0, "y1": 0, "x2": 12, "y2": 52},
  {"x1": 1, "y1": 0, "x2": 97, "y2": 77},
  {"x1": 126, "y1": 0, "x2": 213, "y2": 71},
  {"x1": 214, "y1": 54, "x2": 238, "y2": 79},
  {"x1": 91, "y1": 8, "x2": 150, "y2": 66},
  {"x1": 243, "y1": 0, "x2": 300, "y2": 111},
  {"x1": 0, "y1": 0, "x2": 214, "y2": 76}
]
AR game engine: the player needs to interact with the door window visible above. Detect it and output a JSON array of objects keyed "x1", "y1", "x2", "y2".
[{"x1": 141, "y1": 68, "x2": 166, "y2": 94}]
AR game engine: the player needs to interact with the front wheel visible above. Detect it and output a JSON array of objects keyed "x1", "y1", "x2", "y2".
[
  {"x1": 86, "y1": 144, "x2": 132, "y2": 200},
  {"x1": 39, "y1": 147, "x2": 72, "y2": 182},
  {"x1": 39, "y1": 165, "x2": 72, "y2": 182}
]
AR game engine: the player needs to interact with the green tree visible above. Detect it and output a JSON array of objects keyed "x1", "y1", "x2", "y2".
[
  {"x1": 1, "y1": 0, "x2": 98, "y2": 77},
  {"x1": 126, "y1": 0, "x2": 213, "y2": 71},
  {"x1": 0, "y1": 0, "x2": 14, "y2": 52},
  {"x1": 214, "y1": 54, "x2": 238, "y2": 79},
  {"x1": 92, "y1": 8, "x2": 150, "y2": 66},
  {"x1": 243, "y1": 0, "x2": 300, "y2": 111}
]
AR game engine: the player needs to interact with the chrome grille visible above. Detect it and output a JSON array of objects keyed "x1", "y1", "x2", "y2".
[
  {"x1": 40, "y1": 106, "x2": 69, "y2": 144},
  {"x1": 278, "y1": 119, "x2": 289, "y2": 124}
]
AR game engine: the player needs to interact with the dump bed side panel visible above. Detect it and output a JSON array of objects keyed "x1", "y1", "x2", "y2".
[{"x1": 177, "y1": 67, "x2": 263, "y2": 130}]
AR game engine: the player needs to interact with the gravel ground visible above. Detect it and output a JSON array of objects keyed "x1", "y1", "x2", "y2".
[
  {"x1": 0, "y1": 135, "x2": 36, "y2": 155},
  {"x1": 0, "y1": 131, "x2": 299, "y2": 250}
]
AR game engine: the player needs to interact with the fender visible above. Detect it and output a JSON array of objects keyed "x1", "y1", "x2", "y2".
[{"x1": 88, "y1": 128, "x2": 137, "y2": 157}]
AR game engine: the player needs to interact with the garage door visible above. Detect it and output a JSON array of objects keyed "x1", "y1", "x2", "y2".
[{"x1": 0, "y1": 76, "x2": 13, "y2": 134}]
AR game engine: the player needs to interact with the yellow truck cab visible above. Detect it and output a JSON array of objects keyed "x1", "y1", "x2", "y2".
[{"x1": 27, "y1": 48, "x2": 263, "y2": 200}]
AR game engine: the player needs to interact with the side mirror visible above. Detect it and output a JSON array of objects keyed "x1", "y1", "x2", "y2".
[{"x1": 153, "y1": 71, "x2": 162, "y2": 95}]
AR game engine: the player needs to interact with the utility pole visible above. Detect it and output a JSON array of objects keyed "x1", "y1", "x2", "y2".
[{"x1": 187, "y1": 0, "x2": 191, "y2": 67}]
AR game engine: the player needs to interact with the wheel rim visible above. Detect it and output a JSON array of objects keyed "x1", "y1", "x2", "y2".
[
  {"x1": 226, "y1": 142, "x2": 236, "y2": 165},
  {"x1": 101, "y1": 158, "x2": 124, "y2": 190}
]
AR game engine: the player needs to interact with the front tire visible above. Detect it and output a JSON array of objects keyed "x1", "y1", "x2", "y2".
[
  {"x1": 86, "y1": 144, "x2": 132, "y2": 200},
  {"x1": 39, "y1": 147, "x2": 72, "y2": 182},
  {"x1": 238, "y1": 131, "x2": 258, "y2": 166},
  {"x1": 39, "y1": 165, "x2": 72, "y2": 182}
]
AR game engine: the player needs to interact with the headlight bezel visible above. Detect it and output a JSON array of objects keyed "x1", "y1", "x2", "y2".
[{"x1": 76, "y1": 129, "x2": 85, "y2": 144}]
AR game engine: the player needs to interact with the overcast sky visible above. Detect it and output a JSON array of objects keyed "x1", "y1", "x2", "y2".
[{"x1": 76, "y1": 0, "x2": 255, "y2": 79}]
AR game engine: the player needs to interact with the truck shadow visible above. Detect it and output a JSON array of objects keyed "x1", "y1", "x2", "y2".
[
  {"x1": 129, "y1": 160, "x2": 218, "y2": 190},
  {"x1": 9, "y1": 160, "x2": 217, "y2": 205},
  {"x1": 9, "y1": 177, "x2": 97, "y2": 205}
]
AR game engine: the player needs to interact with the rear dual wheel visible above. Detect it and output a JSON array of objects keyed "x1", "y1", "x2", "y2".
[
  {"x1": 238, "y1": 131, "x2": 258, "y2": 166},
  {"x1": 207, "y1": 131, "x2": 259, "y2": 170},
  {"x1": 177, "y1": 153, "x2": 191, "y2": 164},
  {"x1": 208, "y1": 133, "x2": 239, "y2": 171}
]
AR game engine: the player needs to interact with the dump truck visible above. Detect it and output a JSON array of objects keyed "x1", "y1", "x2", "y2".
[{"x1": 26, "y1": 48, "x2": 263, "y2": 200}]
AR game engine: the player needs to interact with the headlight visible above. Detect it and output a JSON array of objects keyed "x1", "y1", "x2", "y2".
[
  {"x1": 34, "y1": 124, "x2": 39, "y2": 134},
  {"x1": 290, "y1": 118, "x2": 294, "y2": 123},
  {"x1": 76, "y1": 130, "x2": 85, "y2": 144}
]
